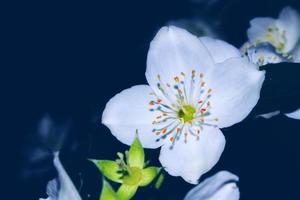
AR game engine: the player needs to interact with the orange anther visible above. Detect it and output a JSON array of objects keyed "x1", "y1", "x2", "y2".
[
  {"x1": 162, "y1": 128, "x2": 167, "y2": 134},
  {"x1": 174, "y1": 76, "x2": 180, "y2": 82},
  {"x1": 170, "y1": 137, "x2": 174, "y2": 142}
]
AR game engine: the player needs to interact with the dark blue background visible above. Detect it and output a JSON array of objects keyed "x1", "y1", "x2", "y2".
[{"x1": 3, "y1": 0, "x2": 300, "y2": 199}]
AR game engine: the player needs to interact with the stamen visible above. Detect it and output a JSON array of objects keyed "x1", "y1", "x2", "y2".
[{"x1": 150, "y1": 70, "x2": 219, "y2": 148}]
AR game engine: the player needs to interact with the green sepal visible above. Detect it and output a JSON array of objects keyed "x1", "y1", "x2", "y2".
[
  {"x1": 117, "y1": 184, "x2": 138, "y2": 200},
  {"x1": 154, "y1": 172, "x2": 165, "y2": 189},
  {"x1": 139, "y1": 167, "x2": 160, "y2": 187},
  {"x1": 127, "y1": 132, "x2": 144, "y2": 168},
  {"x1": 100, "y1": 179, "x2": 120, "y2": 200},
  {"x1": 92, "y1": 159, "x2": 123, "y2": 183}
]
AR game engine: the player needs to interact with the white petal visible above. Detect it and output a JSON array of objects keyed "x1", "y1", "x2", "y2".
[
  {"x1": 285, "y1": 108, "x2": 300, "y2": 120},
  {"x1": 292, "y1": 43, "x2": 300, "y2": 62},
  {"x1": 40, "y1": 153, "x2": 82, "y2": 200},
  {"x1": 146, "y1": 26, "x2": 215, "y2": 103},
  {"x1": 246, "y1": 44, "x2": 285, "y2": 66},
  {"x1": 184, "y1": 171, "x2": 240, "y2": 200},
  {"x1": 200, "y1": 37, "x2": 241, "y2": 64},
  {"x1": 206, "y1": 57, "x2": 265, "y2": 128},
  {"x1": 256, "y1": 110, "x2": 280, "y2": 119},
  {"x1": 247, "y1": 17, "x2": 276, "y2": 45},
  {"x1": 102, "y1": 85, "x2": 163, "y2": 148},
  {"x1": 277, "y1": 6, "x2": 300, "y2": 52},
  {"x1": 159, "y1": 126, "x2": 225, "y2": 184}
]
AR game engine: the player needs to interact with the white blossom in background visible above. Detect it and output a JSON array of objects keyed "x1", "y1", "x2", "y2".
[
  {"x1": 184, "y1": 171, "x2": 240, "y2": 200},
  {"x1": 40, "y1": 152, "x2": 82, "y2": 200},
  {"x1": 242, "y1": 6, "x2": 300, "y2": 66},
  {"x1": 102, "y1": 26, "x2": 265, "y2": 184}
]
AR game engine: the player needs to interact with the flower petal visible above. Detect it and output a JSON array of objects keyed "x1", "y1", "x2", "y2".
[
  {"x1": 285, "y1": 108, "x2": 300, "y2": 120},
  {"x1": 256, "y1": 110, "x2": 280, "y2": 119},
  {"x1": 206, "y1": 57, "x2": 265, "y2": 128},
  {"x1": 247, "y1": 17, "x2": 276, "y2": 45},
  {"x1": 139, "y1": 167, "x2": 160, "y2": 187},
  {"x1": 146, "y1": 26, "x2": 215, "y2": 103},
  {"x1": 117, "y1": 184, "x2": 138, "y2": 200},
  {"x1": 92, "y1": 160, "x2": 123, "y2": 183},
  {"x1": 159, "y1": 126, "x2": 225, "y2": 184},
  {"x1": 246, "y1": 44, "x2": 285, "y2": 66},
  {"x1": 127, "y1": 135, "x2": 145, "y2": 168},
  {"x1": 292, "y1": 43, "x2": 300, "y2": 62},
  {"x1": 184, "y1": 171, "x2": 240, "y2": 200},
  {"x1": 102, "y1": 85, "x2": 163, "y2": 149},
  {"x1": 277, "y1": 6, "x2": 300, "y2": 52},
  {"x1": 53, "y1": 152, "x2": 82, "y2": 200},
  {"x1": 200, "y1": 37, "x2": 241, "y2": 64},
  {"x1": 100, "y1": 179, "x2": 119, "y2": 200}
]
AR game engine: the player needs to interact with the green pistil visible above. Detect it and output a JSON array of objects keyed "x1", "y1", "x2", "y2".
[
  {"x1": 123, "y1": 167, "x2": 143, "y2": 185},
  {"x1": 178, "y1": 104, "x2": 196, "y2": 123}
]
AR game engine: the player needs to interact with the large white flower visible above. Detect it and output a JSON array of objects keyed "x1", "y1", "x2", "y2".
[
  {"x1": 242, "y1": 6, "x2": 300, "y2": 66},
  {"x1": 184, "y1": 171, "x2": 240, "y2": 200},
  {"x1": 102, "y1": 26, "x2": 265, "y2": 184}
]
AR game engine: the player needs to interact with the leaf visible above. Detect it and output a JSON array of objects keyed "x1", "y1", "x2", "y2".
[
  {"x1": 139, "y1": 167, "x2": 160, "y2": 187},
  {"x1": 100, "y1": 179, "x2": 119, "y2": 200},
  {"x1": 127, "y1": 133, "x2": 145, "y2": 168},
  {"x1": 91, "y1": 160, "x2": 123, "y2": 183},
  {"x1": 117, "y1": 184, "x2": 138, "y2": 200}
]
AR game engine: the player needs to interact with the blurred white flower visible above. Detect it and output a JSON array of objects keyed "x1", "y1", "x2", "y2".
[
  {"x1": 102, "y1": 26, "x2": 265, "y2": 184},
  {"x1": 242, "y1": 7, "x2": 300, "y2": 66},
  {"x1": 184, "y1": 171, "x2": 240, "y2": 200},
  {"x1": 39, "y1": 152, "x2": 82, "y2": 200}
]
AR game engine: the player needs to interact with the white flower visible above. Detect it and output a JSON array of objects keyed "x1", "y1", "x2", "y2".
[
  {"x1": 40, "y1": 152, "x2": 82, "y2": 200},
  {"x1": 102, "y1": 26, "x2": 265, "y2": 184},
  {"x1": 243, "y1": 6, "x2": 300, "y2": 66},
  {"x1": 184, "y1": 171, "x2": 240, "y2": 200}
]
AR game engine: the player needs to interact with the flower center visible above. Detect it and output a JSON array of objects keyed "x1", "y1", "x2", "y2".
[
  {"x1": 149, "y1": 70, "x2": 219, "y2": 149},
  {"x1": 177, "y1": 105, "x2": 196, "y2": 123},
  {"x1": 123, "y1": 167, "x2": 143, "y2": 185}
]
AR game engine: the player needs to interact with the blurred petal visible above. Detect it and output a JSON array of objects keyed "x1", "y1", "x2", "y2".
[
  {"x1": 184, "y1": 171, "x2": 239, "y2": 200},
  {"x1": 159, "y1": 126, "x2": 225, "y2": 184},
  {"x1": 206, "y1": 57, "x2": 265, "y2": 128},
  {"x1": 247, "y1": 17, "x2": 276, "y2": 45},
  {"x1": 285, "y1": 108, "x2": 300, "y2": 120},
  {"x1": 146, "y1": 26, "x2": 215, "y2": 103},
  {"x1": 278, "y1": 6, "x2": 300, "y2": 52},
  {"x1": 39, "y1": 179, "x2": 59, "y2": 200},
  {"x1": 127, "y1": 135, "x2": 145, "y2": 168},
  {"x1": 246, "y1": 43, "x2": 285, "y2": 66},
  {"x1": 256, "y1": 110, "x2": 280, "y2": 119},
  {"x1": 200, "y1": 37, "x2": 241, "y2": 63},
  {"x1": 292, "y1": 43, "x2": 300, "y2": 62},
  {"x1": 40, "y1": 152, "x2": 82, "y2": 200},
  {"x1": 117, "y1": 184, "x2": 138, "y2": 200},
  {"x1": 139, "y1": 167, "x2": 160, "y2": 187},
  {"x1": 102, "y1": 85, "x2": 163, "y2": 148},
  {"x1": 93, "y1": 160, "x2": 123, "y2": 183}
]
